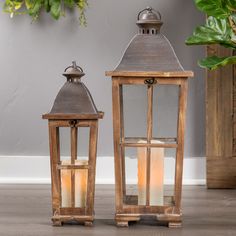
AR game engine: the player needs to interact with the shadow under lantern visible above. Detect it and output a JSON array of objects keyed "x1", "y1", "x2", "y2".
[
  {"x1": 43, "y1": 61, "x2": 104, "y2": 226},
  {"x1": 106, "y1": 7, "x2": 194, "y2": 227}
]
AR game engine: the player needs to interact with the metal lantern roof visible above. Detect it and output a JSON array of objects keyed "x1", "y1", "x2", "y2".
[
  {"x1": 106, "y1": 7, "x2": 193, "y2": 78},
  {"x1": 43, "y1": 61, "x2": 103, "y2": 120}
]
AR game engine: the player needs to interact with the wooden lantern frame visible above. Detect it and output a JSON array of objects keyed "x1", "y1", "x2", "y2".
[
  {"x1": 43, "y1": 113, "x2": 103, "y2": 226},
  {"x1": 106, "y1": 71, "x2": 193, "y2": 228},
  {"x1": 43, "y1": 61, "x2": 104, "y2": 226}
]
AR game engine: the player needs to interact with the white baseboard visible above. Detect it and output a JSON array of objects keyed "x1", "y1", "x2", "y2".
[
  {"x1": 0, "y1": 178, "x2": 206, "y2": 185},
  {"x1": 0, "y1": 155, "x2": 206, "y2": 185},
  {"x1": 0, "y1": 178, "x2": 51, "y2": 184}
]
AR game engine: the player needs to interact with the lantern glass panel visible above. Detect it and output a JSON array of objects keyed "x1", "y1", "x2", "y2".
[
  {"x1": 123, "y1": 147, "x2": 138, "y2": 206},
  {"x1": 59, "y1": 128, "x2": 71, "y2": 160},
  {"x1": 123, "y1": 85, "x2": 147, "y2": 137},
  {"x1": 153, "y1": 85, "x2": 179, "y2": 138},
  {"x1": 60, "y1": 168, "x2": 88, "y2": 208},
  {"x1": 123, "y1": 147, "x2": 176, "y2": 207},
  {"x1": 163, "y1": 148, "x2": 176, "y2": 200},
  {"x1": 58, "y1": 127, "x2": 90, "y2": 208},
  {"x1": 59, "y1": 127, "x2": 90, "y2": 161},
  {"x1": 77, "y1": 127, "x2": 90, "y2": 161}
]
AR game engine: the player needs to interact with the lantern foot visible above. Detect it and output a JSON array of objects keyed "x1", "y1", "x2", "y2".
[
  {"x1": 116, "y1": 221, "x2": 129, "y2": 227},
  {"x1": 84, "y1": 221, "x2": 93, "y2": 227},
  {"x1": 52, "y1": 219, "x2": 62, "y2": 226},
  {"x1": 115, "y1": 213, "x2": 140, "y2": 227},
  {"x1": 168, "y1": 222, "x2": 182, "y2": 228}
]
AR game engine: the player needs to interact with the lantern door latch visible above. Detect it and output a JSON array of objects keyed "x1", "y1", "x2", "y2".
[
  {"x1": 69, "y1": 120, "x2": 77, "y2": 127},
  {"x1": 144, "y1": 78, "x2": 157, "y2": 85}
]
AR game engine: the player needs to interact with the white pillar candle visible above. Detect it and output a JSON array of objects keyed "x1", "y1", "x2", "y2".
[
  {"x1": 75, "y1": 160, "x2": 88, "y2": 208},
  {"x1": 138, "y1": 144, "x2": 147, "y2": 205},
  {"x1": 61, "y1": 160, "x2": 88, "y2": 208},
  {"x1": 138, "y1": 140, "x2": 164, "y2": 206},
  {"x1": 61, "y1": 160, "x2": 71, "y2": 207}
]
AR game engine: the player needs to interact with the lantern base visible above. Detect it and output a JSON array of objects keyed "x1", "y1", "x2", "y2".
[
  {"x1": 52, "y1": 219, "x2": 63, "y2": 226},
  {"x1": 116, "y1": 221, "x2": 129, "y2": 227},
  {"x1": 52, "y1": 215, "x2": 94, "y2": 226},
  {"x1": 115, "y1": 213, "x2": 182, "y2": 228},
  {"x1": 116, "y1": 214, "x2": 140, "y2": 227},
  {"x1": 168, "y1": 222, "x2": 182, "y2": 228}
]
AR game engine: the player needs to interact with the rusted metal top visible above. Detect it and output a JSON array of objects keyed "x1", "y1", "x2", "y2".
[
  {"x1": 106, "y1": 7, "x2": 194, "y2": 78},
  {"x1": 136, "y1": 6, "x2": 163, "y2": 34},
  {"x1": 43, "y1": 62, "x2": 103, "y2": 120}
]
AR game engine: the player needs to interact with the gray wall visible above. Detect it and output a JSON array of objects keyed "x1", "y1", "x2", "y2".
[{"x1": 0, "y1": 0, "x2": 205, "y2": 158}]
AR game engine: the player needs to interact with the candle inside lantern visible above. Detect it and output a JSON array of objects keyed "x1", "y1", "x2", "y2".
[
  {"x1": 61, "y1": 161, "x2": 71, "y2": 208},
  {"x1": 61, "y1": 160, "x2": 88, "y2": 208},
  {"x1": 137, "y1": 140, "x2": 164, "y2": 206},
  {"x1": 75, "y1": 160, "x2": 88, "y2": 207}
]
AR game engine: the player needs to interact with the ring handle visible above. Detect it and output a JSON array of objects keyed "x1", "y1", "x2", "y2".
[
  {"x1": 137, "y1": 7, "x2": 161, "y2": 21},
  {"x1": 64, "y1": 61, "x2": 83, "y2": 73}
]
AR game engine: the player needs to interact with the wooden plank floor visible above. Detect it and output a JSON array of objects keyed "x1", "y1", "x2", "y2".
[{"x1": 0, "y1": 185, "x2": 236, "y2": 236}]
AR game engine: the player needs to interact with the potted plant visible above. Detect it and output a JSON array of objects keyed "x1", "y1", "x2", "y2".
[
  {"x1": 186, "y1": 0, "x2": 236, "y2": 69},
  {"x1": 186, "y1": 0, "x2": 236, "y2": 189},
  {"x1": 2, "y1": 0, "x2": 88, "y2": 24}
]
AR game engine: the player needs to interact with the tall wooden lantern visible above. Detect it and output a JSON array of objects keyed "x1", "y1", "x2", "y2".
[
  {"x1": 43, "y1": 61, "x2": 104, "y2": 226},
  {"x1": 106, "y1": 7, "x2": 193, "y2": 227}
]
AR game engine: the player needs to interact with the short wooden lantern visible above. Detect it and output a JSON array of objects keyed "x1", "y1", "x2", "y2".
[
  {"x1": 106, "y1": 7, "x2": 193, "y2": 227},
  {"x1": 43, "y1": 61, "x2": 103, "y2": 226}
]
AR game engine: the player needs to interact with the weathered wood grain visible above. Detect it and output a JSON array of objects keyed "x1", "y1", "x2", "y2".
[
  {"x1": 105, "y1": 71, "x2": 193, "y2": 77},
  {"x1": 47, "y1": 119, "x2": 100, "y2": 226},
  {"x1": 206, "y1": 45, "x2": 236, "y2": 188},
  {"x1": 110, "y1": 75, "x2": 190, "y2": 226}
]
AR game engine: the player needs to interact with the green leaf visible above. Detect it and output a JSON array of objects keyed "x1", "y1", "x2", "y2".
[
  {"x1": 186, "y1": 16, "x2": 236, "y2": 49},
  {"x1": 227, "y1": 0, "x2": 236, "y2": 10},
  {"x1": 3, "y1": 0, "x2": 88, "y2": 24},
  {"x1": 199, "y1": 55, "x2": 236, "y2": 69},
  {"x1": 64, "y1": 0, "x2": 74, "y2": 8},
  {"x1": 3, "y1": 0, "x2": 24, "y2": 13},
  {"x1": 28, "y1": 0, "x2": 43, "y2": 19},
  {"x1": 50, "y1": 0, "x2": 61, "y2": 20},
  {"x1": 14, "y1": 1, "x2": 23, "y2": 10},
  {"x1": 25, "y1": 0, "x2": 33, "y2": 9},
  {"x1": 76, "y1": 0, "x2": 88, "y2": 26},
  {"x1": 44, "y1": 0, "x2": 50, "y2": 12},
  {"x1": 195, "y1": 0, "x2": 230, "y2": 18}
]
